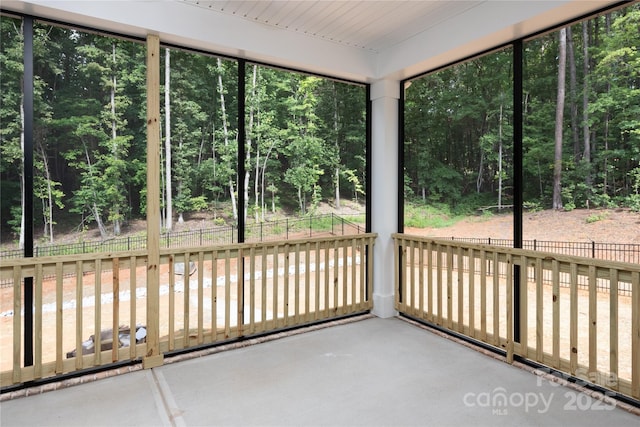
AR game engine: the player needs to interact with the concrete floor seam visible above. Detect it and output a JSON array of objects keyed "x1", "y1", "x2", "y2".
[{"x1": 148, "y1": 369, "x2": 186, "y2": 427}]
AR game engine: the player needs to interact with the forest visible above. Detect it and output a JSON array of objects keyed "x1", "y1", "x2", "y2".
[
  {"x1": 404, "y1": 3, "x2": 639, "y2": 214},
  {"x1": 1, "y1": 3, "x2": 639, "y2": 249},
  {"x1": 0, "y1": 15, "x2": 367, "y2": 247}
]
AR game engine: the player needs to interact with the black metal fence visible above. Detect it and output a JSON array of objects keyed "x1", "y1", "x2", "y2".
[
  {"x1": 0, "y1": 214, "x2": 364, "y2": 260},
  {"x1": 441, "y1": 237, "x2": 640, "y2": 265},
  {"x1": 438, "y1": 237, "x2": 639, "y2": 296}
]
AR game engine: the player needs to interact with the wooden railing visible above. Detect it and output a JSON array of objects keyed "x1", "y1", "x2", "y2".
[
  {"x1": 0, "y1": 234, "x2": 376, "y2": 388},
  {"x1": 393, "y1": 234, "x2": 640, "y2": 401}
]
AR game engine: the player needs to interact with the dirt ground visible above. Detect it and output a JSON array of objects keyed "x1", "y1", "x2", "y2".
[{"x1": 407, "y1": 208, "x2": 640, "y2": 244}]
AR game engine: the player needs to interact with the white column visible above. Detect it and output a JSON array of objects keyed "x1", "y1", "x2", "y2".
[{"x1": 370, "y1": 79, "x2": 400, "y2": 318}]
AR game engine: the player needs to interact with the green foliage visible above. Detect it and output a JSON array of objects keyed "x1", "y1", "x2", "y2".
[
  {"x1": 626, "y1": 195, "x2": 640, "y2": 212},
  {"x1": 586, "y1": 211, "x2": 609, "y2": 223},
  {"x1": 404, "y1": 202, "x2": 464, "y2": 229},
  {"x1": 450, "y1": 192, "x2": 497, "y2": 215},
  {"x1": 589, "y1": 190, "x2": 616, "y2": 209},
  {"x1": 523, "y1": 201, "x2": 543, "y2": 212},
  {"x1": 0, "y1": 18, "x2": 368, "y2": 243},
  {"x1": 402, "y1": 3, "x2": 639, "y2": 219},
  {"x1": 308, "y1": 215, "x2": 335, "y2": 231},
  {"x1": 561, "y1": 186, "x2": 576, "y2": 211},
  {"x1": 343, "y1": 169, "x2": 364, "y2": 202}
]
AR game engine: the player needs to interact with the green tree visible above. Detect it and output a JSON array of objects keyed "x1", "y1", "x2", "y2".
[
  {"x1": 0, "y1": 17, "x2": 26, "y2": 245},
  {"x1": 283, "y1": 76, "x2": 326, "y2": 214}
]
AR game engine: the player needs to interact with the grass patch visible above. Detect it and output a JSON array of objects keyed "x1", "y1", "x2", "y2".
[
  {"x1": 404, "y1": 202, "x2": 464, "y2": 228},
  {"x1": 586, "y1": 211, "x2": 609, "y2": 224}
]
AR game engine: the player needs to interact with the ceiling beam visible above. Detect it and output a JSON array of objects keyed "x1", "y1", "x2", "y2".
[{"x1": 1, "y1": 0, "x2": 624, "y2": 83}]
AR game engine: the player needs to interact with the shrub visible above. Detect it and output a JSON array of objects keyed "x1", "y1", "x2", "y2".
[{"x1": 586, "y1": 211, "x2": 609, "y2": 223}]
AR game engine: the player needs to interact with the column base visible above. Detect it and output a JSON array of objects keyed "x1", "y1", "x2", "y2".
[{"x1": 372, "y1": 293, "x2": 397, "y2": 318}]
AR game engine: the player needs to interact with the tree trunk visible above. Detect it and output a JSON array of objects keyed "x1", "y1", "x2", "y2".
[
  {"x1": 335, "y1": 167, "x2": 340, "y2": 207},
  {"x1": 566, "y1": 27, "x2": 580, "y2": 163},
  {"x1": 553, "y1": 28, "x2": 567, "y2": 210},
  {"x1": 110, "y1": 42, "x2": 121, "y2": 236},
  {"x1": 602, "y1": 14, "x2": 611, "y2": 198},
  {"x1": 92, "y1": 203, "x2": 108, "y2": 240},
  {"x1": 83, "y1": 143, "x2": 108, "y2": 240},
  {"x1": 217, "y1": 58, "x2": 237, "y2": 220},
  {"x1": 497, "y1": 102, "x2": 503, "y2": 210},
  {"x1": 582, "y1": 21, "x2": 592, "y2": 187},
  {"x1": 255, "y1": 142, "x2": 260, "y2": 222},
  {"x1": 298, "y1": 187, "x2": 304, "y2": 215},
  {"x1": 271, "y1": 187, "x2": 275, "y2": 214},
  {"x1": 333, "y1": 83, "x2": 341, "y2": 209},
  {"x1": 165, "y1": 48, "x2": 173, "y2": 230},
  {"x1": 177, "y1": 137, "x2": 184, "y2": 224},
  {"x1": 245, "y1": 64, "x2": 257, "y2": 223},
  {"x1": 19, "y1": 80, "x2": 26, "y2": 250},
  {"x1": 476, "y1": 151, "x2": 484, "y2": 193},
  {"x1": 260, "y1": 139, "x2": 276, "y2": 221},
  {"x1": 39, "y1": 143, "x2": 54, "y2": 243}
]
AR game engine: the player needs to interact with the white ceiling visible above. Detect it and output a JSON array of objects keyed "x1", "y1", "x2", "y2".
[
  {"x1": 1, "y1": 0, "x2": 623, "y2": 82},
  {"x1": 181, "y1": 0, "x2": 485, "y2": 53}
]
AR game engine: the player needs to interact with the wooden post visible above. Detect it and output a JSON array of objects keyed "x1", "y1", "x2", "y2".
[
  {"x1": 588, "y1": 265, "x2": 597, "y2": 378},
  {"x1": 506, "y1": 254, "x2": 513, "y2": 363},
  {"x1": 427, "y1": 242, "x2": 433, "y2": 323},
  {"x1": 130, "y1": 256, "x2": 138, "y2": 359},
  {"x1": 168, "y1": 256, "x2": 175, "y2": 350},
  {"x1": 631, "y1": 271, "x2": 639, "y2": 399},
  {"x1": 457, "y1": 246, "x2": 463, "y2": 333},
  {"x1": 183, "y1": 252, "x2": 191, "y2": 349},
  {"x1": 479, "y1": 249, "x2": 486, "y2": 341},
  {"x1": 569, "y1": 263, "x2": 578, "y2": 375},
  {"x1": 446, "y1": 246, "x2": 453, "y2": 329},
  {"x1": 249, "y1": 247, "x2": 256, "y2": 333},
  {"x1": 468, "y1": 248, "x2": 475, "y2": 338},
  {"x1": 552, "y1": 260, "x2": 560, "y2": 368},
  {"x1": 197, "y1": 251, "x2": 204, "y2": 344},
  {"x1": 55, "y1": 262, "x2": 63, "y2": 373},
  {"x1": 410, "y1": 240, "x2": 416, "y2": 314},
  {"x1": 393, "y1": 238, "x2": 400, "y2": 310},
  {"x1": 94, "y1": 259, "x2": 102, "y2": 366},
  {"x1": 609, "y1": 268, "x2": 619, "y2": 389},
  {"x1": 418, "y1": 241, "x2": 424, "y2": 316},
  {"x1": 263, "y1": 246, "x2": 270, "y2": 328},
  {"x1": 75, "y1": 261, "x2": 83, "y2": 370},
  {"x1": 492, "y1": 252, "x2": 499, "y2": 347},
  {"x1": 535, "y1": 258, "x2": 544, "y2": 362},
  {"x1": 519, "y1": 256, "x2": 528, "y2": 356},
  {"x1": 112, "y1": 258, "x2": 120, "y2": 362},
  {"x1": 342, "y1": 240, "x2": 348, "y2": 314},
  {"x1": 12, "y1": 267, "x2": 21, "y2": 384},
  {"x1": 143, "y1": 34, "x2": 164, "y2": 369}
]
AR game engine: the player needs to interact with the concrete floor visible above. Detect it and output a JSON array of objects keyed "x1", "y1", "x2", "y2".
[{"x1": 1, "y1": 316, "x2": 639, "y2": 426}]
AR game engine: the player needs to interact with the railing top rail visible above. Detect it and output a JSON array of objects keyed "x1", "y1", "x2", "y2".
[
  {"x1": 0, "y1": 249, "x2": 150, "y2": 269},
  {"x1": 0, "y1": 233, "x2": 378, "y2": 271},
  {"x1": 159, "y1": 232, "x2": 378, "y2": 256},
  {"x1": 393, "y1": 233, "x2": 640, "y2": 273},
  {"x1": 434, "y1": 236, "x2": 640, "y2": 247}
]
